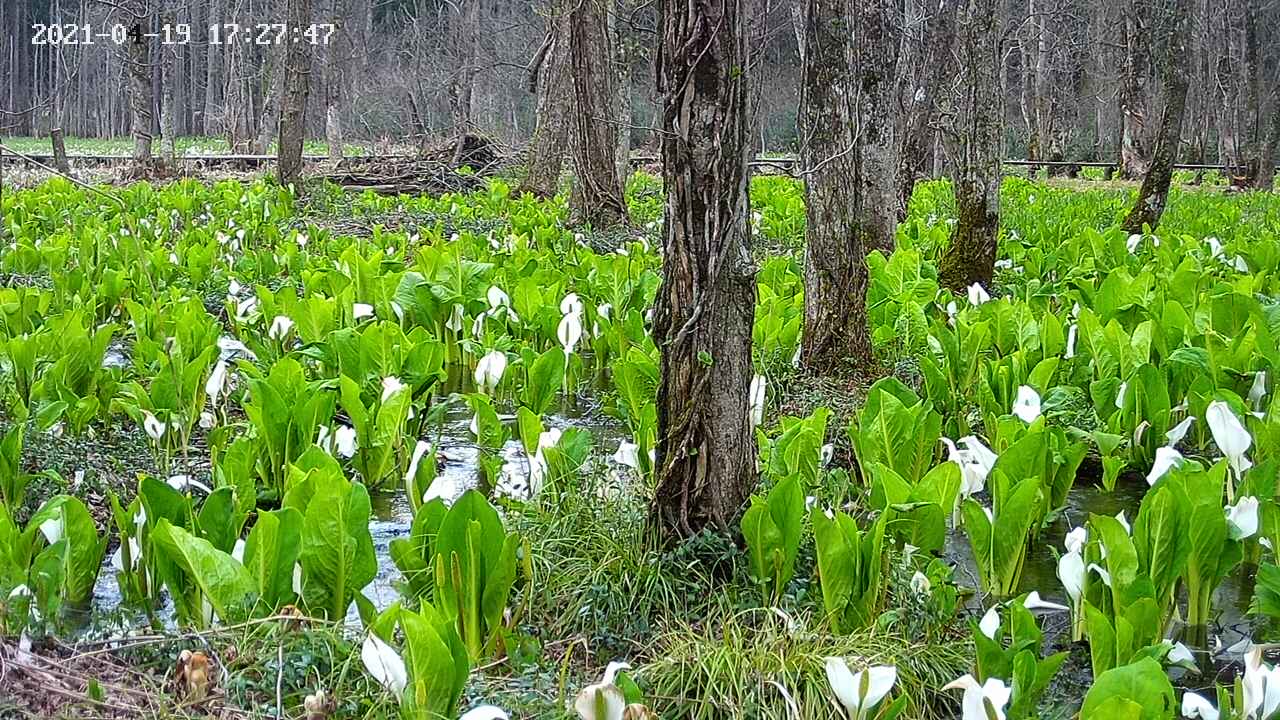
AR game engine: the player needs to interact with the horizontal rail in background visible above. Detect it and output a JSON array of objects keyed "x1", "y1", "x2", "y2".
[{"x1": 0, "y1": 151, "x2": 1272, "y2": 173}]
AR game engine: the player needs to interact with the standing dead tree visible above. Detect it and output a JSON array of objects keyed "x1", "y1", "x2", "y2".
[{"x1": 651, "y1": 0, "x2": 757, "y2": 539}]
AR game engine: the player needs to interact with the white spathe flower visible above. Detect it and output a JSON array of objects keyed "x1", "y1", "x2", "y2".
[
  {"x1": 1166, "y1": 416, "x2": 1195, "y2": 446},
  {"x1": 381, "y1": 376, "x2": 406, "y2": 402},
  {"x1": 1024, "y1": 591, "x2": 1069, "y2": 612},
  {"x1": 820, "y1": 443, "x2": 835, "y2": 468},
  {"x1": 1250, "y1": 372, "x2": 1268, "y2": 411},
  {"x1": 1126, "y1": 233, "x2": 1144, "y2": 253},
  {"x1": 486, "y1": 285, "x2": 511, "y2": 311},
  {"x1": 474, "y1": 351, "x2": 507, "y2": 393},
  {"x1": 910, "y1": 571, "x2": 931, "y2": 596},
  {"x1": 110, "y1": 538, "x2": 143, "y2": 571},
  {"x1": 558, "y1": 309, "x2": 584, "y2": 354},
  {"x1": 142, "y1": 411, "x2": 167, "y2": 441},
  {"x1": 268, "y1": 314, "x2": 294, "y2": 340},
  {"x1": 966, "y1": 283, "x2": 991, "y2": 306},
  {"x1": 943, "y1": 436, "x2": 998, "y2": 498},
  {"x1": 1058, "y1": 550, "x2": 1085, "y2": 604},
  {"x1": 612, "y1": 441, "x2": 640, "y2": 470},
  {"x1": 206, "y1": 360, "x2": 229, "y2": 399},
  {"x1": 1064, "y1": 526, "x2": 1088, "y2": 554},
  {"x1": 1115, "y1": 382, "x2": 1128, "y2": 410},
  {"x1": 1088, "y1": 563, "x2": 1113, "y2": 587},
  {"x1": 944, "y1": 674, "x2": 1012, "y2": 720},
  {"x1": 1167, "y1": 641, "x2": 1196, "y2": 667},
  {"x1": 446, "y1": 303, "x2": 465, "y2": 333},
  {"x1": 1064, "y1": 323, "x2": 1077, "y2": 359},
  {"x1": 1227, "y1": 496, "x2": 1260, "y2": 541},
  {"x1": 231, "y1": 539, "x2": 246, "y2": 564},
  {"x1": 574, "y1": 661, "x2": 631, "y2": 720},
  {"x1": 38, "y1": 515, "x2": 64, "y2": 545},
  {"x1": 1115, "y1": 511, "x2": 1131, "y2": 534},
  {"x1": 1147, "y1": 446, "x2": 1185, "y2": 486},
  {"x1": 353, "y1": 303, "x2": 375, "y2": 320},
  {"x1": 749, "y1": 374, "x2": 767, "y2": 427},
  {"x1": 1243, "y1": 645, "x2": 1280, "y2": 719},
  {"x1": 978, "y1": 607, "x2": 1000, "y2": 639},
  {"x1": 166, "y1": 474, "x2": 213, "y2": 494},
  {"x1": 824, "y1": 656, "x2": 897, "y2": 718},
  {"x1": 1012, "y1": 385, "x2": 1042, "y2": 423},
  {"x1": 405, "y1": 440, "x2": 432, "y2": 485},
  {"x1": 361, "y1": 634, "x2": 407, "y2": 700},
  {"x1": 460, "y1": 707, "x2": 510, "y2": 720},
  {"x1": 560, "y1": 293, "x2": 584, "y2": 316},
  {"x1": 1181, "y1": 691, "x2": 1219, "y2": 720},
  {"x1": 228, "y1": 278, "x2": 243, "y2": 297},
  {"x1": 1206, "y1": 400, "x2": 1253, "y2": 478},
  {"x1": 334, "y1": 425, "x2": 358, "y2": 458}
]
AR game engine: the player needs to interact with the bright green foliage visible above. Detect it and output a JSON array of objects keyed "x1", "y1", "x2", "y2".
[
  {"x1": 850, "y1": 378, "x2": 942, "y2": 485},
  {"x1": 1079, "y1": 658, "x2": 1176, "y2": 720},
  {"x1": 298, "y1": 463, "x2": 377, "y2": 621},
  {"x1": 971, "y1": 601, "x2": 1067, "y2": 719},
  {"x1": 741, "y1": 475, "x2": 805, "y2": 605},
  {"x1": 962, "y1": 475, "x2": 1042, "y2": 598},
  {"x1": 812, "y1": 507, "x2": 887, "y2": 633}
]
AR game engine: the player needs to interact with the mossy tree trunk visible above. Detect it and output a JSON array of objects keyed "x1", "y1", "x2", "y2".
[
  {"x1": 937, "y1": 0, "x2": 1003, "y2": 291},
  {"x1": 568, "y1": 0, "x2": 629, "y2": 227},
  {"x1": 798, "y1": 0, "x2": 898, "y2": 371},
  {"x1": 127, "y1": 8, "x2": 153, "y2": 170},
  {"x1": 651, "y1": 0, "x2": 757, "y2": 539},
  {"x1": 1121, "y1": 0, "x2": 1192, "y2": 233}
]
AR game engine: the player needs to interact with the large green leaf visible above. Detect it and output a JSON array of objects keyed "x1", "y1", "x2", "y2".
[
  {"x1": 300, "y1": 474, "x2": 377, "y2": 620},
  {"x1": 1079, "y1": 658, "x2": 1175, "y2": 720},
  {"x1": 152, "y1": 519, "x2": 255, "y2": 624},
  {"x1": 243, "y1": 507, "x2": 303, "y2": 609}
]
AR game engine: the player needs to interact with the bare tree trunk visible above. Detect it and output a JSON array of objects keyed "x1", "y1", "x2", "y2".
[
  {"x1": 450, "y1": 0, "x2": 481, "y2": 164},
  {"x1": 799, "y1": 0, "x2": 895, "y2": 371},
  {"x1": 160, "y1": 11, "x2": 177, "y2": 163},
  {"x1": 254, "y1": 49, "x2": 283, "y2": 154},
  {"x1": 50, "y1": 128, "x2": 71, "y2": 175},
  {"x1": 651, "y1": 0, "x2": 757, "y2": 539},
  {"x1": 1264, "y1": 107, "x2": 1280, "y2": 191},
  {"x1": 324, "y1": 0, "x2": 345, "y2": 162},
  {"x1": 204, "y1": 0, "x2": 226, "y2": 135},
  {"x1": 519, "y1": 1, "x2": 571, "y2": 198},
  {"x1": 614, "y1": 0, "x2": 634, "y2": 181},
  {"x1": 278, "y1": 0, "x2": 314, "y2": 188},
  {"x1": 937, "y1": 0, "x2": 1002, "y2": 291},
  {"x1": 897, "y1": 0, "x2": 954, "y2": 215},
  {"x1": 1122, "y1": 0, "x2": 1192, "y2": 232},
  {"x1": 127, "y1": 10, "x2": 154, "y2": 170},
  {"x1": 567, "y1": 0, "x2": 629, "y2": 227},
  {"x1": 1118, "y1": 0, "x2": 1152, "y2": 179}
]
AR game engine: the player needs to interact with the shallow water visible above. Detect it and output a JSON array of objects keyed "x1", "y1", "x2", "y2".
[{"x1": 90, "y1": 386, "x2": 629, "y2": 627}]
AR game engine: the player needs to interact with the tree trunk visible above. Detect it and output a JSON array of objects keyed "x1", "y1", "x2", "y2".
[
  {"x1": 567, "y1": 0, "x2": 629, "y2": 227},
  {"x1": 897, "y1": 0, "x2": 955, "y2": 215},
  {"x1": 1118, "y1": 0, "x2": 1152, "y2": 179},
  {"x1": 518, "y1": 2, "x2": 571, "y2": 198},
  {"x1": 614, "y1": 0, "x2": 634, "y2": 181},
  {"x1": 937, "y1": 0, "x2": 1002, "y2": 291},
  {"x1": 278, "y1": 0, "x2": 314, "y2": 189},
  {"x1": 204, "y1": 0, "x2": 226, "y2": 135},
  {"x1": 324, "y1": 0, "x2": 346, "y2": 162},
  {"x1": 1121, "y1": 0, "x2": 1192, "y2": 233},
  {"x1": 50, "y1": 128, "x2": 71, "y2": 175},
  {"x1": 651, "y1": 0, "x2": 757, "y2": 539},
  {"x1": 450, "y1": 0, "x2": 482, "y2": 164},
  {"x1": 254, "y1": 49, "x2": 283, "y2": 155},
  {"x1": 127, "y1": 12, "x2": 154, "y2": 169},
  {"x1": 160, "y1": 11, "x2": 177, "y2": 162},
  {"x1": 799, "y1": 0, "x2": 898, "y2": 371}
]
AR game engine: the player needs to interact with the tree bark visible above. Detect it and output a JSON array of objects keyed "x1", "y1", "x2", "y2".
[
  {"x1": 518, "y1": 2, "x2": 571, "y2": 198},
  {"x1": 567, "y1": 0, "x2": 629, "y2": 227},
  {"x1": 937, "y1": 0, "x2": 1002, "y2": 291},
  {"x1": 651, "y1": 0, "x2": 757, "y2": 539},
  {"x1": 50, "y1": 128, "x2": 71, "y2": 175},
  {"x1": 204, "y1": 0, "x2": 226, "y2": 135},
  {"x1": 278, "y1": 0, "x2": 314, "y2": 189},
  {"x1": 254, "y1": 48, "x2": 283, "y2": 155},
  {"x1": 897, "y1": 0, "x2": 955, "y2": 215},
  {"x1": 799, "y1": 0, "x2": 897, "y2": 371},
  {"x1": 450, "y1": 0, "x2": 482, "y2": 165},
  {"x1": 1118, "y1": 0, "x2": 1152, "y2": 179},
  {"x1": 127, "y1": 11, "x2": 154, "y2": 169},
  {"x1": 1121, "y1": 0, "x2": 1192, "y2": 233},
  {"x1": 160, "y1": 11, "x2": 177, "y2": 162},
  {"x1": 324, "y1": 0, "x2": 345, "y2": 162}
]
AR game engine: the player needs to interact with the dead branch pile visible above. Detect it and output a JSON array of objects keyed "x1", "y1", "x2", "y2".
[{"x1": 321, "y1": 157, "x2": 486, "y2": 196}]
